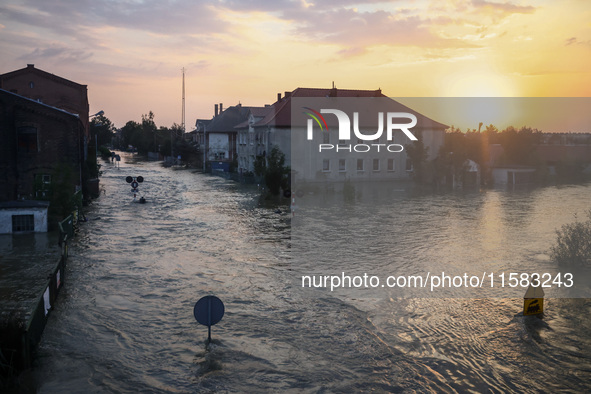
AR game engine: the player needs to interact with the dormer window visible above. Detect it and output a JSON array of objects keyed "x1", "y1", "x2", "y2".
[{"x1": 29, "y1": 81, "x2": 35, "y2": 89}]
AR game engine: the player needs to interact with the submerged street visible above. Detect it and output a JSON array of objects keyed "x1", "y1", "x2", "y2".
[{"x1": 31, "y1": 153, "x2": 591, "y2": 393}]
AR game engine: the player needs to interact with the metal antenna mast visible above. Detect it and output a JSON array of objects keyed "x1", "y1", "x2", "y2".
[{"x1": 181, "y1": 67, "x2": 186, "y2": 132}]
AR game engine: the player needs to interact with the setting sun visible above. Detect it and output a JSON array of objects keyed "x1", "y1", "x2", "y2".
[{"x1": 444, "y1": 70, "x2": 518, "y2": 97}]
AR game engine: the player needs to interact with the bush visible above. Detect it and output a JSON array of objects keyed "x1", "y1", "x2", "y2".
[
  {"x1": 255, "y1": 146, "x2": 290, "y2": 196},
  {"x1": 98, "y1": 145, "x2": 112, "y2": 159},
  {"x1": 550, "y1": 210, "x2": 591, "y2": 266}
]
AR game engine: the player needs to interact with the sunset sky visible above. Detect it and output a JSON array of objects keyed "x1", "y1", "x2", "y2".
[{"x1": 1, "y1": 0, "x2": 590, "y2": 129}]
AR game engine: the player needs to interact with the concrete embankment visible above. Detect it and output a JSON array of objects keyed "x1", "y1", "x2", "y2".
[{"x1": 1, "y1": 218, "x2": 73, "y2": 383}]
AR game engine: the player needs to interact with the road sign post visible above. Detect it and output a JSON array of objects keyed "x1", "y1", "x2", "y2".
[
  {"x1": 193, "y1": 295, "x2": 225, "y2": 344},
  {"x1": 125, "y1": 176, "x2": 146, "y2": 202}
]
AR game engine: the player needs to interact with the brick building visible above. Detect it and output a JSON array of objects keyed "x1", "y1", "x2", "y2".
[
  {"x1": 0, "y1": 64, "x2": 90, "y2": 140},
  {"x1": 0, "y1": 89, "x2": 85, "y2": 232}
]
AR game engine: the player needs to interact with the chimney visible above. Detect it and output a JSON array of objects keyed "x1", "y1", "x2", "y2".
[
  {"x1": 27, "y1": 64, "x2": 34, "y2": 68},
  {"x1": 215, "y1": 104, "x2": 218, "y2": 117},
  {"x1": 329, "y1": 82, "x2": 337, "y2": 97},
  {"x1": 284, "y1": 91, "x2": 291, "y2": 99},
  {"x1": 277, "y1": 93, "x2": 282, "y2": 101},
  {"x1": 219, "y1": 103, "x2": 223, "y2": 113}
]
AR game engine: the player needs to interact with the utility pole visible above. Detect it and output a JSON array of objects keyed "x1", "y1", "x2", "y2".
[{"x1": 203, "y1": 123, "x2": 207, "y2": 173}]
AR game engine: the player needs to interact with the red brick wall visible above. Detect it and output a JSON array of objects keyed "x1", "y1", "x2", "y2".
[
  {"x1": 0, "y1": 91, "x2": 83, "y2": 201},
  {"x1": 0, "y1": 65, "x2": 89, "y2": 138}
]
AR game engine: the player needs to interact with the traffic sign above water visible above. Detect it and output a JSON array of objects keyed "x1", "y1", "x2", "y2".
[{"x1": 194, "y1": 295, "x2": 225, "y2": 343}]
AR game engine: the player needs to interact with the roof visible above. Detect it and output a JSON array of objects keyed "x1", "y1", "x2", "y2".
[
  {"x1": 206, "y1": 104, "x2": 271, "y2": 132},
  {"x1": 0, "y1": 88, "x2": 80, "y2": 119},
  {"x1": 195, "y1": 118, "x2": 212, "y2": 131},
  {"x1": 206, "y1": 104, "x2": 250, "y2": 132},
  {"x1": 0, "y1": 200, "x2": 50, "y2": 209},
  {"x1": 251, "y1": 87, "x2": 448, "y2": 129},
  {"x1": 265, "y1": 87, "x2": 385, "y2": 127},
  {"x1": 233, "y1": 106, "x2": 273, "y2": 129},
  {"x1": 291, "y1": 87, "x2": 385, "y2": 98},
  {"x1": 0, "y1": 64, "x2": 86, "y2": 90},
  {"x1": 249, "y1": 106, "x2": 272, "y2": 117}
]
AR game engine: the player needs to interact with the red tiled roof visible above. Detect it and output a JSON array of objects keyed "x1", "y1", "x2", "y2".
[
  {"x1": 290, "y1": 87, "x2": 385, "y2": 98},
  {"x1": 254, "y1": 87, "x2": 448, "y2": 129}
]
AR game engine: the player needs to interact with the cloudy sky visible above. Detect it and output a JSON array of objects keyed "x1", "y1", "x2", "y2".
[{"x1": 1, "y1": 0, "x2": 590, "y2": 128}]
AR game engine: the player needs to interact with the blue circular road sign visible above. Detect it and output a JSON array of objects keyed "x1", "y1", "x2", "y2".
[{"x1": 193, "y1": 295, "x2": 224, "y2": 327}]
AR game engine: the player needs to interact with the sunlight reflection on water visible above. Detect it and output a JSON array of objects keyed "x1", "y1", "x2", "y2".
[{"x1": 31, "y1": 153, "x2": 591, "y2": 392}]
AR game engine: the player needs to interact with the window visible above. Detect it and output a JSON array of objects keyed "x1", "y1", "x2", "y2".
[
  {"x1": 29, "y1": 81, "x2": 35, "y2": 89},
  {"x1": 17, "y1": 126, "x2": 38, "y2": 153},
  {"x1": 12, "y1": 215, "x2": 34, "y2": 232},
  {"x1": 35, "y1": 174, "x2": 51, "y2": 199},
  {"x1": 387, "y1": 158, "x2": 395, "y2": 171},
  {"x1": 322, "y1": 159, "x2": 330, "y2": 172},
  {"x1": 338, "y1": 139, "x2": 346, "y2": 146},
  {"x1": 357, "y1": 159, "x2": 364, "y2": 171},
  {"x1": 373, "y1": 159, "x2": 380, "y2": 171},
  {"x1": 406, "y1": 158, "x2": 413, "y2": 171},
  {"x1": 323, "y1": 132, "x2": 330, "y2": 144},
  {"x1": 338, "y1": 159, "x2": 346, "y2": 172}
]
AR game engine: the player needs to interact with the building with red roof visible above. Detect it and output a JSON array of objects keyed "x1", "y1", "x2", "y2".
[{"x1": 234, "y1": 86, "x2": 448, "y2": 183}]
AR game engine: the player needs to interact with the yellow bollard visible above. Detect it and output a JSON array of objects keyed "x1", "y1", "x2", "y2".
[{"x1": 523, "y1": 284, "x2": 544, "y2": 316}]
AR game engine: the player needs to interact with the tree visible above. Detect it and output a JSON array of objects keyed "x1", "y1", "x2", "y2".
[
  {"x1": 49, "y1": 163, "x2": 76, "y2": 222},
  {"x1": 120, "y1": 120, "x2": 141, "y2": 150},
  {"x1": 499, "y1": 126, "x2": 542, "y2": 165},
  {"x1": 142, "y1": 111, "x2": 156, "y2": 132},
  {"x1": 263, "y1": 146, "x2": 290, "y2": 196},
  {"x1": 118, "y1": 113, "x2": 192, "y2": 158},
  {"x1": 253, "y1": 155, "x2": 266, "y2": 177},
  {"x1": 169, "y1": 123, "x2": 184, "y2": 156},
  {"x1": 550, "y1": 211, "x2": 591, "y2": 266},
  {"x1": 405, "y1": 137, "x2": 429, "y2": 183},
  {"x1": 90, "y1": 114, "x2": 116, "y2": 148},
  {"x1": 483, "y1": 124, "x2": 499, "y2": 144},
  {"x1": 136, "y1": 111, "x2": 157, "y2": 154},
  {"x1": 436, "y1": 127, "x2": 469, "y2": 186}
]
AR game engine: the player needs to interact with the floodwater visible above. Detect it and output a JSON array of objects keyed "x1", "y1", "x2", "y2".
[{"x1": 31, "y1": 153, "x2": 591, "y2": 392}]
